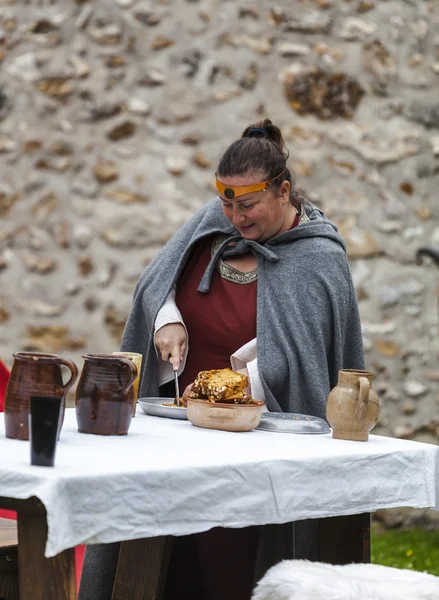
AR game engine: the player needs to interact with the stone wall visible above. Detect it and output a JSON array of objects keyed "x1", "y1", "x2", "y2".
[{"x1": 1, "y1": 0, "x2": 438, "y2": 446}]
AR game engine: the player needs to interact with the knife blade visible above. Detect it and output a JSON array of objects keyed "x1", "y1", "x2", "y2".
[{"x1": 174, "y1": 368, "x2": 180, "y2": 407}]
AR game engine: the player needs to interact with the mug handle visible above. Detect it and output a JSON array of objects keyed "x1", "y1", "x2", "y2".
[
  {"x1": 355, "y1": 376, "x2": 370, "y2": 423},
  {"x1": 57, "y1": 358, "x2": 79, "y2": 395},
  {"x1": 117, "y1": 358, "x2": 138, "y2": 394}
]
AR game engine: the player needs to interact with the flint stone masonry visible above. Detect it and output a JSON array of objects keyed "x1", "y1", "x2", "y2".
[{"x1": 0, "y1": 1, "x2": 438, "y2": 462}]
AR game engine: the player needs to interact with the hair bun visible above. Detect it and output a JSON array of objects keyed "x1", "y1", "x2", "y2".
[
  {"x1": 245, "y1": 127, "x2": 268, "y2": 138},
  {"x1": 241, "y1": 118, "x2": 285, "y2": 152}
]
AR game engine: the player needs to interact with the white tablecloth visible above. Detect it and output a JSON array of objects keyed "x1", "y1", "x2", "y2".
[{"x1": 0, "y1": 409, "x2": 438, "y2": 557}]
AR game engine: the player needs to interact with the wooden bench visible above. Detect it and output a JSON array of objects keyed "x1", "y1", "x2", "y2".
[{"x1": 0, "y1": 517, "x2": 18, "y2": 600}]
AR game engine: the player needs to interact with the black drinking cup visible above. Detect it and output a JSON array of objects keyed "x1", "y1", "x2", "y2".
[{"x1": 29, "y1": 396, "x2": 62, "y2": 467}]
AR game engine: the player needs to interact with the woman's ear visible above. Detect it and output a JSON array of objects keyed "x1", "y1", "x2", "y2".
[{"x1": 280, "y1": 180, "x2": 290, "y2": 203}]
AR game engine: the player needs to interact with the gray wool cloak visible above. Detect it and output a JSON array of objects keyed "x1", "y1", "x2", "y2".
[{"x1": 121, "y1": 198, "x2": 364, "y2": 418}]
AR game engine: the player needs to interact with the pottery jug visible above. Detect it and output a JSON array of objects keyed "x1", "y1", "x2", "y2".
[
  {"x1": 4, "y1": 352, "x2": 78, "y2": 440},
  {"x1": 326, "y1": 369, "x2": 380, "y2": 442},
  {"x1": 75, "y1": 354, "x2": 137, "y2": 435}
]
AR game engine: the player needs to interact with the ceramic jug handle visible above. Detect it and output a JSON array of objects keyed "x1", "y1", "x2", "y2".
[
  {"x1": 355, "y1": 376, "x2": 370, "y2": 423},
  {"x1": 57, "y1": 358, "x2": 79, "y2": 394},
  {"x1": 117, "y1": 358, "x2": 137, "y2": 393}
]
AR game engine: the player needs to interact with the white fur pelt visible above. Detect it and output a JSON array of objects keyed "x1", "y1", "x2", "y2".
[{"x1": 251, "y1": 560, "x2": 439, "y2": 600}]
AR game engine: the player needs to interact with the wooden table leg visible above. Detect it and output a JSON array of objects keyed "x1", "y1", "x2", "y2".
[
  {"x1": 17, "y1": 500, "x2": 76, "y2": 600},
  {"x1": 317, "y1": 513, "x2": 371, "y2": 564},
  {"x1": 0, "y1": 544, "x2": 18, "y2": 600},
  {"x1": 112, "y1": 536, "x2": 173, "y2": 600}
]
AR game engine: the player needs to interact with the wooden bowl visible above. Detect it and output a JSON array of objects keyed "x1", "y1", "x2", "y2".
[{"x1": 186, "y1": 398, "x2": 264, "y2": 432}]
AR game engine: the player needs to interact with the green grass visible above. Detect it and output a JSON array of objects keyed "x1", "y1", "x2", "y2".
[{"x1": 372, "y1": 527, "x2": 439, "y2": 575}]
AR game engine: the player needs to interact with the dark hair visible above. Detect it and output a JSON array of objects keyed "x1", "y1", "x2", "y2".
[{"x1": 217, "y1": 118, "x2": 305, "y2": 209}]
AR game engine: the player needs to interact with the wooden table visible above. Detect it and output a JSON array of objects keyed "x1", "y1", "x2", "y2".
[
  {"x1": 0, "y1": 494, "x2": 369, "y2": 600},
  {"x1": 0, "y1": 410, "x2": 437, "y2": 599}
]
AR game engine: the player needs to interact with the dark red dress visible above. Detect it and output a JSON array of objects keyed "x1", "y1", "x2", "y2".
[
  {"x1": 176, "y1": 235, "x2": 257, "y2": 390},
  {"x1": 163, "y1": 215, "x2": 300, "y2": 600}
]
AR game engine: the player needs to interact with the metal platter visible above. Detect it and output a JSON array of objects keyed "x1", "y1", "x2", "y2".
[
  {"x1": 256, "y1": 412, "x2": 330, "y2": 434},
  {"x1": 138, "y1": 397, "x2": 188, "y2": 421}
]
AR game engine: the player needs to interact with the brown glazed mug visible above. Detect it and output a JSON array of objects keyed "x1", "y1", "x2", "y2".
[
  {"x1": 75, "y1": 354, "x2": 137, "y2": 435},
  {"x1": 4, "y1": 352, "x2": 78, "y2": 440}
]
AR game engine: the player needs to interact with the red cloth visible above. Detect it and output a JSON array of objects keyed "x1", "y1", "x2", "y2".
[
  {"x1": 0, "y1": 361, "x2": 85, "y2": 594},
  {"x1": 75, "y1": 545, "x2": 86, "y2": 591},
  {"x1": 0, "y1": 359, "x2": 9, "y2": 412},
  {"x1": 0, "y1": 363, "x2": 13, "y2": 520}
]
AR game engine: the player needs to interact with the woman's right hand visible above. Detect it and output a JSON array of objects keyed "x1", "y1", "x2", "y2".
[{"x1": 154, "y1": 323, "x2": 186, "y2": 370}]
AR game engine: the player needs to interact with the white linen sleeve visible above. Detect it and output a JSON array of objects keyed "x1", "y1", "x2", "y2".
[
  {"x1": 230, "y1": 338, "x2": 266, "y2": 405},
  {"x1": 154, "y1": 287, "x2": 185, "y2": 335},
  {"x1": 154, "y1": 287, "x2": 189, "y2": 385}
]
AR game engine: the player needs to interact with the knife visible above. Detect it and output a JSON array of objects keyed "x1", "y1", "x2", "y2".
[{"x1": 173, "y1": 367, "x2": 180, "y2": 407}]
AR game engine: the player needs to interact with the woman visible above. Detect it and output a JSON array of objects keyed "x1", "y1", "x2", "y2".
[
  {"x1": 124, "y1": 118, "x2": 363, "y2": 414},
  {"x1": 79, "y1": 119, "x2": 364, "y2": 600}
]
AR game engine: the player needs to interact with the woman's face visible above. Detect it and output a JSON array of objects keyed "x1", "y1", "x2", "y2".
[{"x1": 217, "y1": 172, "x2": 293, "y2": 243}]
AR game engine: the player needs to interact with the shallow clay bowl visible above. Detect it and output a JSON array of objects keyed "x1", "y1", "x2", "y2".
[{"x1": 187, "y1": 398, "x2": 264, "y2": 432}]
